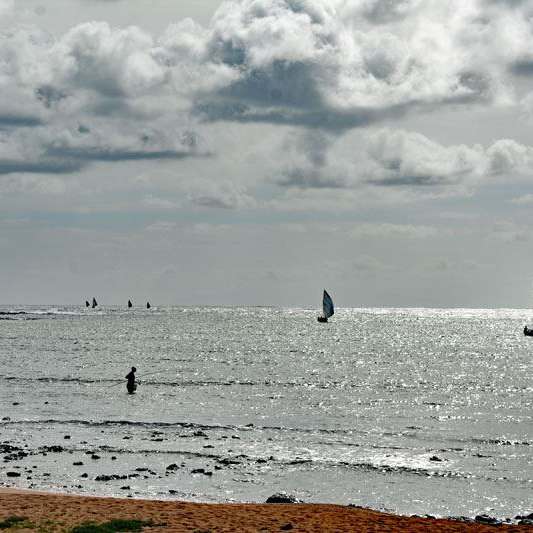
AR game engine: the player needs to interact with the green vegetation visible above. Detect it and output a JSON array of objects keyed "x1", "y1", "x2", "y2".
[
  {"x1": 0, "y1": 516, "x2": 32, "y2": 529},
  {"x1": 70, "y1": 519, "x2": 155, "y2": 533}
]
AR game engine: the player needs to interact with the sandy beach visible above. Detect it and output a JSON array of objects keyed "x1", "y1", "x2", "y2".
[{"x1": 0, "y1": 489, "x2": 531, "y2": 532}]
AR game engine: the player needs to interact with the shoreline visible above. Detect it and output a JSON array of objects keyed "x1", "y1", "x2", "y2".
[{"x1": 0, "y1": 488, "x2": 531, "y2": 532}]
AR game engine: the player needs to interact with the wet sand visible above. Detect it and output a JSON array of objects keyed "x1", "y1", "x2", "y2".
[{"x1": 0, "y1": 489, "x2": 531, "y2": 532}]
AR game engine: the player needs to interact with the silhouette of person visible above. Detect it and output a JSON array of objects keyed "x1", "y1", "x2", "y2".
[{"x1": 125, "y1": 367, "x2": 137, "y2": 394}]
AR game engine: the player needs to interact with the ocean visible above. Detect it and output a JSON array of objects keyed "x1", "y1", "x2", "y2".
[{"x1": 0, "y1": 306, "x2": 531, "y2": 519}]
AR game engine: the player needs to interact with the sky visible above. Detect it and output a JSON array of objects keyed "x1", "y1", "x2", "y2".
[{"x1": 2, "y1": 0, "x2": 533, "y2": 307}]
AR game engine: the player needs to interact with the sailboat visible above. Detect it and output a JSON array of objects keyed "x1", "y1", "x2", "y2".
[
  {"x1": 146, "y1": 302, "x2": 151, "y2": 309},
  {"x1": 85, "y1": 300, "x2": 90, "y2": 308},
  {"x1": 128, "y1": 300, "x2": 132, "y2": 308},
  {"x1": 317, "y1": 290, "x2": 334, "y2": 323},
  {"x1": 92, "y1": 297, "x2": 98, "y2": 309}
]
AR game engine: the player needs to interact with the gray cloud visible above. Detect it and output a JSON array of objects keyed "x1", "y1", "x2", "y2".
[
  {"x1": 2, "y1": 0, "x2": 533, "y2": 180},
  {"x1": 274, "y1": 128, "x2": 533, "y2": 194}
]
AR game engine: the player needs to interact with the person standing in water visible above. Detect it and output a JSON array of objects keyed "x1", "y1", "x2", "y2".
[{"x1": 125, "y1": 367, "x2": 137, "y2": 394}]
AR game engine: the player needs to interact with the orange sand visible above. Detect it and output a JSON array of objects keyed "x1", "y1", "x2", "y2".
[{"x1": 0, "y1": 489, "x2": 531, "y2": 532}]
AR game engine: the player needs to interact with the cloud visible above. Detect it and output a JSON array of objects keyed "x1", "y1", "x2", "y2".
[
  {"x1": 0, "y1": 0, "x2": 12, "y2": 17},
  {"x1": 511, "y1": 193, "x2": 533, "y2": 205},
  {"x1": 274, "y1": 128, "x2": 533, "y2": 194},
  {"x1": 0, "y1": 120, "x2": 204, "y2": 176},
  {"x1": 190, "y1": 0, "x2": 509, "y2": 126},
  {"x1": 1, "y1": 0, "x2": 533, "y2": 187},
  {"x1": 350, "y1": 223, "x2": 438, "y2": 238}
]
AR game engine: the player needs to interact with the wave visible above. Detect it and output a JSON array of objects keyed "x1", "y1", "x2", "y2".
[
  {"x1": 2, "y1": 418, "x2": 531, "y2": 448},
  {"x1": 6, "y1": 438, "x2": 526, "y2": 484},
  {"x1": 0, "y1": 374, "x2": 361, "y2": 389}
]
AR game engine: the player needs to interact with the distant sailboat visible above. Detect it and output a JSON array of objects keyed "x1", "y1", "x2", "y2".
[
  {"x1": 128, "y1": 300, "x2": 132, "y2": 308},
  {"x1": 317, "y1": 290, "x2": 334, "y2": 323},
  {"x1": 85, "y1": 300, "x2": 90, "y2": 308},
  {"x1": 146, "y1": 302, "x2": 151, "y2": 309},
  {"x1": 92, "y1": 297, "x2": 97, "y2": 309}
]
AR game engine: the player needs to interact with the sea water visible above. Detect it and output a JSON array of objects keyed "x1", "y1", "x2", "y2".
[{"x1": 0, "y1": 306, "x2": 531, "y2": 519}]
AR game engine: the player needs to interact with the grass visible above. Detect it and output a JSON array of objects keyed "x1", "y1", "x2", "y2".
[
  {"x1": 0, "y1": 516, "x2": 32, "y2": 529},
  {"x1": 69, "y1": 519, "x2": 155, "y2": 533}
]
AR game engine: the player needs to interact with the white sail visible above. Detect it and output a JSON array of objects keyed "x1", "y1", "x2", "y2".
[{"x1": 323, "y1": 290, "x2": 334, "y2": 319}]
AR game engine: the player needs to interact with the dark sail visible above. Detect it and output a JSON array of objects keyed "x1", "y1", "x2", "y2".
[
  {"x1": 323, "y1": 290, "x2": 334, "y2": 319},
  {"x1": 146, "y1": 302, "x2": 151, "y2": 309},
  {"x1": 92, "y1": 297, "x2": 97, "y2": 308},
  {"x1": 318, "y1": 289, "x2": 334, "y2": 323},
  {"x1": 128, "y1": 300, "x2": 132, "y2": 308},
  {"x1": 85, "y1": 300, "x2": 90, "y2": 307}
]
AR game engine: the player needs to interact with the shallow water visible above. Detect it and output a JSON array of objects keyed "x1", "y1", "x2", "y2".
[{"x1": 0, "y1": 306, "x2": 531, "y2": 518}]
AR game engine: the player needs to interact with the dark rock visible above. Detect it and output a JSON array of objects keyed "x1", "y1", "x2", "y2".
[
  {"x1": 203, "y1": 445, "x2": 214, "y2": 449},
  {"x1": 81, "y1": 473, "x2": 88, "y2": 478},
  {"x1": 120, "y1": 486, "x2": 130, "y2": 490},
  {"x1": 64, "y1": 435, "x2": 71, "y2": 440},
  {"x1": 218, "y1": 458, "x2": 241, "y2": 466},
  {"x1": 169, "y1": 489, "x2": 178, "y2": 495},
  {"x1": 135, "y1": 468, "x2": 148, "y2": 472},
  {"x1": 280, "y1": 524, "x2": 293, "y2": 531},
  {"x1": 73, "y1": 462, "x2": 83, "y2": 466},
  {"x1": 191, "y1": 468, "x2": 206, "y2": 474},
  {"x1": 515, "y1": 513, "x2": 533, "y2": 520},
  {"x1": 245, "y1": 423, "x2": 254, "y2": 427},
  {"x1": 193, "y1": 431, "x2": 208, "y2": 437},
  {"x1": 95, "y1": 474, "x2": 128, "y2": 481},
  {"x1": 111, "y1": 456, "x2": 117, "y2": 461},
  {"x1": 166, "y1": 464, "x2": 179, "y2": 471},
  {"x1": 475, "y1": 514, "x2": 501, "y2": 525},
  {"x1": 231, "y1": 435, "x2": 240, "y2": 439},
  {"x1": 519, "y1": 519, "x2": 533, "y2": 525},
  {"x1": 256, "y1": 458, "x2": 268, "y2": 464},
  {"x1": 12, "y1": 402, "x2": 19, "y2": 406},
  {"x1": 91, "y1": 454, "x2": 100, "y2": 460},
  {"x1": 6, "y1": 471, "x2": 20, "y2": 477},
  {"x1": 429, "y1": 456, "x2": 442, "y2": 462},
  {"x1": 42, "y1": 445, "x2": 64, "y2": 453},
  {"x1": 449, "y1": 516, "x2": 474, "y2": 523},
  {"x1": 265, "y1": 493, "x2": 301, "y2": 504},
  {"x1": 2, "y1": 417, "x2": 10, "y2": 421}
]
